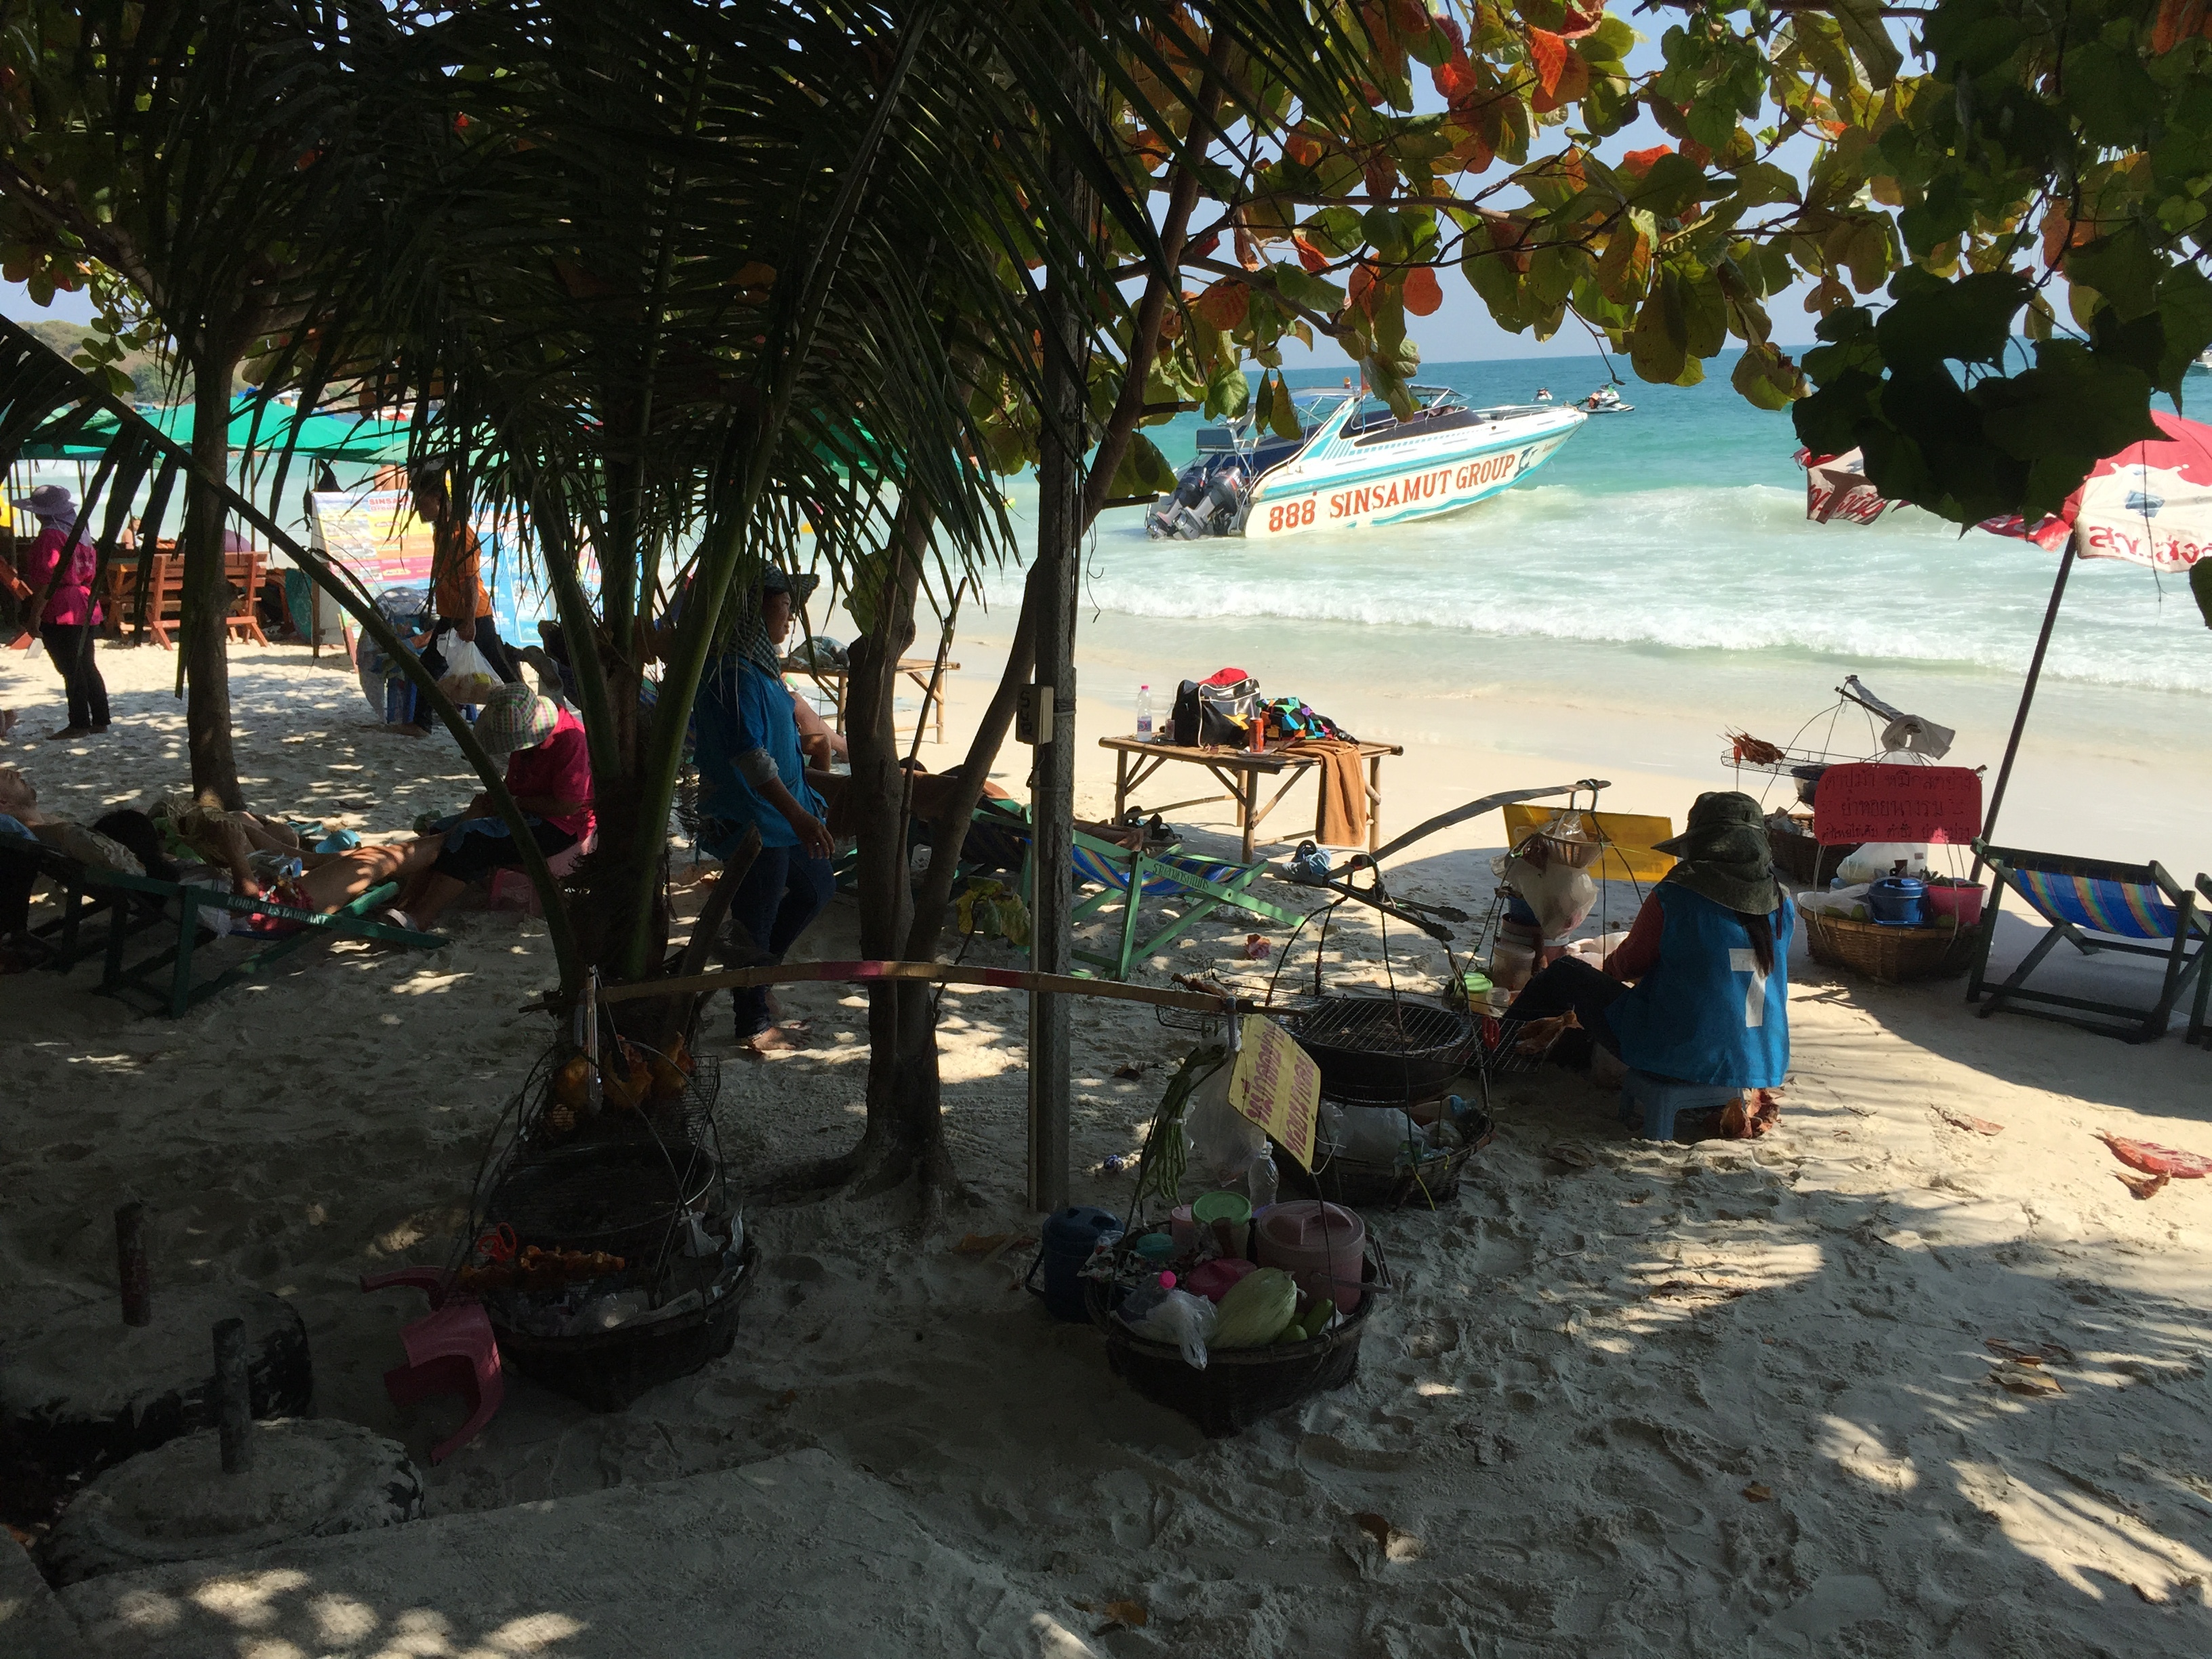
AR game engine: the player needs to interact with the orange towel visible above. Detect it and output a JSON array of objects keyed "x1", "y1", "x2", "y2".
[{"x1": 1290, "y1": 737, "x2": 1366, "y2": 848}]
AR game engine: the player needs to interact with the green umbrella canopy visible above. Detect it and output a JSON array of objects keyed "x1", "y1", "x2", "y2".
[{"x1": 17, "y1": 397, "x2": 414, "y2": 463}]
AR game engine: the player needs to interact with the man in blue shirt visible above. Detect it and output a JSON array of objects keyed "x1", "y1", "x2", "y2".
[{"x1": 694, "y1": 567, "x2": 836, "y2": 1054}]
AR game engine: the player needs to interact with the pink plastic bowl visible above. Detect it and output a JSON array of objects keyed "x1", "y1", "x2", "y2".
[{"x1": 1923, "y1": 883, "x2": 1984, "y2": 930}]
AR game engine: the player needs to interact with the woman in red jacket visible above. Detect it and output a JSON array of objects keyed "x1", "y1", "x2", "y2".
[{"x1": 6, "y1": 485, "x2": 109, "y2": 739}]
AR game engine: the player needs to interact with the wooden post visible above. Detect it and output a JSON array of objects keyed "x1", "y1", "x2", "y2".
[
  {"x1": 115, "y1": 1202, "x2": 151, "y2": 1327},
  {"x1": 1972, "y1": 544, "x2": 2075, "y2": 880},
  {"x1": 1027, "y1": 57, "x2": 1094, "y2": 1215},
  {"x1": 213, "y1": 1317, "x2": 253, "y2": 1473}
]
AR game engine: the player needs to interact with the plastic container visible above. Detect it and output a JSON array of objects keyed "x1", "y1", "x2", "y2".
[
  {"x1": 1923, "y1": 881, "x2": 1984, "y2": 930},
  {"x1": 1191, "y1": 1190, "x2": 1252, "y2": 1258},
  {"x1": 1131, "y1": 1231, "x2": 1176, "y2": 1267},
  {"x1": 1031, "y1": 1206, "x2": 1122, "y2": 1322},
  {"x1": 1136, "y1": 684, "x2": 1153, "y2": 739},
  {"x1": 1183, "y1": 1257, "x2": 1258, "y2": 1303},
  {"x1": 1254, "y1": 1200, "x2": 1368, "y2": 1314},
  {"x1": 1169, "y1": 1203, "x2": 1197, "y2": 1252},
  {"x1": 1867, "y1": 876, "x2": 1928, "y2": 926}
]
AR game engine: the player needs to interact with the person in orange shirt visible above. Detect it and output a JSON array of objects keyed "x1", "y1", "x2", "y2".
[{"x1": 398, "y1": 464, "x2": 516, "y2": 733}]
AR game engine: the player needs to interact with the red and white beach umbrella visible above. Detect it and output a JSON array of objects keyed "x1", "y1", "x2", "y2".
[{"x1": 1980, "y1": 409, "x2": 2212, "y2": 569}]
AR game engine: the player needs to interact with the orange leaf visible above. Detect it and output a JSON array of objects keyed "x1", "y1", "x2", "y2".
[
  {"x1": 1101, "y1": 1600, "x2": 1149, "y2": 1628},
  {"x1": 1284, "y1": 127, "x2": 1324, "y2": 167},
  {"x1": 1743, "y1": 1483, "x2": 1773, "y2": 1502},
  {"x1": 1620, "y1": 144, "x2": 1674, "y2": 180},
  {"x1": 2153, "y1": 0, "x2": 2208, "y2": 51},
  {"x1": 1527, "y1": 28, "x2": 1568, "y2": 98},
  {"x1": 1347, "y1": 261, "x2": 1379, "y2": 314},
  {"x1": 1404, "y1": 265, "x2": 1443, "y2": 316},
  {"x1": 1561, "y1": 0, "x2": 1607, "y2": 38},
  {"x1": 1433, "y1": 52, "x2": 1479, "y2": 103},
  {"x1": 1193, "y1": 279, "x2": 1250, "y2": 331},
  {"x1": 1294, "y1": 234, "x2": 1330, "y2": 274},
  {"x1": 1532, "y1": 47, "x2": 1589, "y2": 114}
]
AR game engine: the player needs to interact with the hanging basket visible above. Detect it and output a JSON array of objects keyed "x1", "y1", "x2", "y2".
[
  {"x1": 1767, "y1": 825, "x2": 1860, "y2": 888},
  {"x1": 1801, "y1": 909, "x2": 1976, "y2": 985},
  {"x1": 1086, "y1": 1228, "x2": 1387, "y2": 1437},
  {"x1": 1282, "y1": 1111, "x2": 1494, "y2": 1210}
]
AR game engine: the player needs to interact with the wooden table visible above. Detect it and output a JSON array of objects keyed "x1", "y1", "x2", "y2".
[
  {"x1": 783, "y1": 655, "x2": 961, "y2": 745},
  {"x1": 1100, "y1": 735, "x2": 1404, "y2": 863}
]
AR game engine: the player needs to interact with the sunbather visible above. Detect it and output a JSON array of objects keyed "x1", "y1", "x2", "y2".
[{"x1": 1504, "y1": 791, "x2": 1795, "y2": 1090}]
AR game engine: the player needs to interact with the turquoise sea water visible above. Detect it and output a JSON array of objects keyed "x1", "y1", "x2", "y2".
[{"x1": 1073, "y1": 353, "x2": 2212, "y2": 701}]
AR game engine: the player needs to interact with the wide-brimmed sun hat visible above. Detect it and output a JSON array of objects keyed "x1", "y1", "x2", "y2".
[
  {"x1": 9, "y1": 484, "x2": 77, "y2": 522},
  {"x1": 1653, "y1": 790, "x2": 1779, "y2": 915},
  {"x1": 475, "y1": 682, "x2": 560, "y2": 759},
  {"x1": 758, "y1": 565, "x2": 820, "y2": 605}
]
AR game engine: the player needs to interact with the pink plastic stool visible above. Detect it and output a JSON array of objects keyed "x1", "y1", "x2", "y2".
[
  {"x1": 487, "y1": 831, "x2": 596, "y2": 914},
  {"x1": 361, "y1": 1269, "x2": 503, "y2": 1464}
]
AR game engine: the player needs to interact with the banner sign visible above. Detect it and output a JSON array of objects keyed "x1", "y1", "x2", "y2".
[
  {"x1": 1812, "y1": 763, "x2": 1983, "y2": 846},
  {"x1": 1227, "y1": 1015, "x2": 1321, "y2": 1172},
  {"x1": 308, "y1": 490, "x2": 596, "y2": 643}
]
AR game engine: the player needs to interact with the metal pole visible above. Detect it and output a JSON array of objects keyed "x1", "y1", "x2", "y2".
[
  {"x1": 115, "y1": 1202, "x2": 152, "y2": 1327},
  {"x1": 1972, "y1": 544, "x2": 2075, "y2": 880},
  {"x1": 1027, "y1": 53, "x2": 1094, "y2": 1215},
  {"x1": 213, "y1": 1317, "x2": 253, "y2": 1473}
]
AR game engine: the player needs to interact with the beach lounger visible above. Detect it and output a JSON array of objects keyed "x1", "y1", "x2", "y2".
[
  {"x1": 1061, "y1": 827, "x2": 1300, "y2": 982},
  {"x1": 2194, "y1": 874, "x2": 2212, "y2": 1048},
  {"x1": 89, "y1": 870, "x2": 447, "y2": 1017},
  {"x1": 1965, "y1": 844, "x2": 2207, "y2": 1042},
  {"x1": 1, "y1": 827, "x2": 173, "y2": 971}
]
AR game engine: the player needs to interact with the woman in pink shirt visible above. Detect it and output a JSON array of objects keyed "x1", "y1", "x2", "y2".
[
  {"x1": 294, "y1": 682, "x2": 591, "y2": 933},
  {"x1": 7, "y1": 485, "x2": 108, "y2": 739}
]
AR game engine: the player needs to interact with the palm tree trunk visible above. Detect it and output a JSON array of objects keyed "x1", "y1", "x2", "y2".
[{"x1": 182, "y1": 350, "x2": 244, "y2": 809}]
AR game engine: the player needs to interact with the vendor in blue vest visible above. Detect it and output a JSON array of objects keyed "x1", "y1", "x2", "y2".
[
  {"x1": 694, "y1": 567, "x2": 836, "y2": 1057},
  {"x1": 1504, "y1": 790, "x2": 1793, "y2": 1100}
]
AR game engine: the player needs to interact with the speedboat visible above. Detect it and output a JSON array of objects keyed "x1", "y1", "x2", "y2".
[
  {"x1": 1578, "y1": 386, "x2": 1633, "y2": 413},
  {"x1": 1145, "y1": 385, "x2": 1585, "y2": 540}
]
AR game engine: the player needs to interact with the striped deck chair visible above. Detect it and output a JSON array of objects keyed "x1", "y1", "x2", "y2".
[
  {"x1": 1967, "y1": 842, "x2": 2207, "y2": 1042},
  {"x1": 1065, "y1": 832, "x2": 1302, "y2": 981}
]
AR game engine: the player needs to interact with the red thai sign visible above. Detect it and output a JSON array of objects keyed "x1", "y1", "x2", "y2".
[{"x1": 1812, "y1": 763, "x2": 1983, "y2": 846}]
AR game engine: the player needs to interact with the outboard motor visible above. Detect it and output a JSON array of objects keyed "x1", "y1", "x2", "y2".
[{"x1": 1145, "y1": 455, "x2": 1249, "y2": 539}]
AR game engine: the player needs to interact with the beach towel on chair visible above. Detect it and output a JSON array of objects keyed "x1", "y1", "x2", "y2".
[{"x1": 1288, "y1": 737, "x2": 1367, "y2": 848}]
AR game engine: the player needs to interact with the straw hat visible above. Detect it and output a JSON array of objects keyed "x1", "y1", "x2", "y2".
[{"x1": 475, "y1": 682, "x2": 560, "y2": 759}]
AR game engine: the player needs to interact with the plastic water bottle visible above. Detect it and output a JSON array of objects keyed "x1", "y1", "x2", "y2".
[
  {"x1": 1135, "y1": 683, "x2": 1153, "y2": 738},
  {"x1": 1247, "y1": 1148, "x2": 1279, "y2": 1211}
]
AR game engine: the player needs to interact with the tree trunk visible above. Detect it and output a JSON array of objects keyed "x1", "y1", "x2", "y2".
[{"x1": 182, "y1": 353, "x2": 245, "y2": 810}]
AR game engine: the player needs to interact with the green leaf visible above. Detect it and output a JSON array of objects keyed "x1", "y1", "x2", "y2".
[
  {"x1": 1110, "y1": 432, "x2": 1179, "y2": 498},
  {"x1": 1831, "y1": 0, "x2": 1902, "y2": 90},
  {"x1": 1204, "y1": 361, "x2": 1251, "y2": 421},
  {"x1": 1630, "y1": 271, "x2": 1689, "y2": 384},
  {"x1": 1732, "y1": 342, "x2": 1801, "y2": 411},
  {"x1": 1267, "y1": 261, "x2": 1345, "y2": 314},
  {"x1": 2191, "y1": 556, "x2": 2212, "y2": 632},
  {"x1": 2066, "y1": 226, "x2": 2162, "y2": 324},
  {"x1": 2155, "y1": 264, "x2": 2212, "y2": 401}
]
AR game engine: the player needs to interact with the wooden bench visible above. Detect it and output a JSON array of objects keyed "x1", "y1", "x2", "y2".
[{"x1": 101, "y1": 546, "x2": 268, "y2": 647}]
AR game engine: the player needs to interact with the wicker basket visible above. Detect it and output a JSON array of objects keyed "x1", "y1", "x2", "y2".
[
  {"x1": 1767, "y1": 825, "x2": 1860, "y2": 888},
  {"x1": 1284, "y1": 1112, "x2": 1495, "y2": 1210},
  {"x1": 1086, "y1": 1230, "x2": 1386, "y2": 1437},
  {"x1": 1801, "y1": 909, "x2": 1976, "y2": 985}
]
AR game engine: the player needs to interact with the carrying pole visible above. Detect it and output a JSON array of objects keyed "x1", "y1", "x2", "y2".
[{"x1": 1973, "y1": 543, "x2": 2076, "y2": 879}]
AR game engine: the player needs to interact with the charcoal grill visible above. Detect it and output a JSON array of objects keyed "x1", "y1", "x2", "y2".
[{"x1": 1272, "y1": 995, "x2": 1474, "y2": 1104}]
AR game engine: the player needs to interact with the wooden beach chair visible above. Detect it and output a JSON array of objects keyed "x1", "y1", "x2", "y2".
[
  {"x1": 2194, "y1": 873, "x2": 2212, "y2": 1048},
  {"x1": 1965, "y1": 844, "x2": 2207, "y2": 1043},
  {"x1": 1, "y1": 825, "x2": 173, "y2": 970}
]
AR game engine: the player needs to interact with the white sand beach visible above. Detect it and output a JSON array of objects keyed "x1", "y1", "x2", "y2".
[{"x1": 5, "y1": 633, "x2": 2211, "y2": 1656}]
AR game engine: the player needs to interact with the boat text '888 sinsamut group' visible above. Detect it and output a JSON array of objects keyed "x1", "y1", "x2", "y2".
[{"x1": 1146, "y1": 386, "x2": 1584, "y2": 541}]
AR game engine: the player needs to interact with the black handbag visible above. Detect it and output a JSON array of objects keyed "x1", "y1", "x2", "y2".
[
  {"x1": 1197, "y1": 675, "x2": 1260, "y2": 744},
  {"x1": 1170, "y1": 679, "x2": 1202, "y2": 745}
]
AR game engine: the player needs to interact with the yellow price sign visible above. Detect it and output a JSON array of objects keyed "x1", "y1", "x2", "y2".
[{"x1": 1227, "y1": 1015, "x2": 1321, "y2": 1172}]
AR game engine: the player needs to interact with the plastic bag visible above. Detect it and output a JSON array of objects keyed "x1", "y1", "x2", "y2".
[
  {"x1": 1120, "y1": 1286, "x2": 1216, "y2": 1369},
  {"x1": 1836, "y1": 843, "x2": 1934, "y2": 884},
  {"x1": 436, "y1": 631, "x2": 503, "y2": 707},
  {"x1": 1335, "y1": 1104, "x2": 1431, "y2": 1166},
  {"x1": 1184, "y1": 1059, "x2": 1263, "y2": 1184}
]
